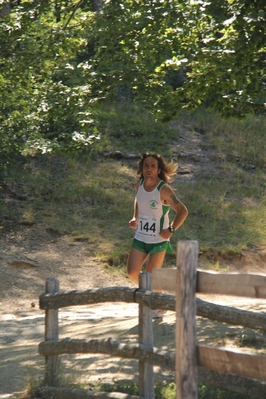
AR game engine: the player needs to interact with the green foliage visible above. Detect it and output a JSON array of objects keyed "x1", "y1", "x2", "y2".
[
  {"x1": 0, "y1": 0, "x2": 98, "y2": 169},
  {"x1": 92, "y1": 0, "x2": 266, "y2": 119},
  {"x1": 95, "y1": 380, "x2": 176, "y2": 399},
  {"x1": 0, "y1": 69, "x2": 32, "y2": 176},
  {"x1": 95, "y1": 380, "x2": 251, "y2": 399},
  {"x1": 92, "y1": 102, "x2": 177, "y2": 154},
  {"x1": 0, "y1": 0, "x2": 265, "y2": 171},
  {"x1": 198, "y1": 383, "x2": 251, "y2": 399},
  {"x1": 95, "y1": 381, "x2": 139, "y2": 396},
  {"x1": 24, "y1": 80, "x2": 99, "y2": 154}
]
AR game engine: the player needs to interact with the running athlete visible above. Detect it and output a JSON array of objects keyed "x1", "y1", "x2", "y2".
[{"x1": 127, "y1": 152, "x2": 188, "y2": 316}]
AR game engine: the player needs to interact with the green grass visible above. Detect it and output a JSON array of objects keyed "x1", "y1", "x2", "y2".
[
  {"x1": 10, "y1": 103, "x2": 266, "y2": 399},
  {"x1": 180, "y1": 174, "x2": 266, "y2": 252},
  {"x1": 93, "y1": 380, "x2": 252, "y2": 399},
  {"x1": 23, "y1": 379, "x2": 251, "y2": 399},
  {"x1": 2, "y1": 104, "x2": 266, "y2": 270},
  {"x1": 91, "y1": 101, "x2": 177, "y2": 155},
  {"x1": 167, "y1": 108, "x2": 266, "y2": 258}
]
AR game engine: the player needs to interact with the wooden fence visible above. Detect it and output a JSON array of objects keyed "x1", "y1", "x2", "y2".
[{"x1": 38, "y1": 240, "x2": 266, "y2": 399}]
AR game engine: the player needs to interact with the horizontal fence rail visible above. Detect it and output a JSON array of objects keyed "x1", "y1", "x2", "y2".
[
  {"x1": 38, "y1": 286, "x2": 266, "y2": 372},
  {"x1": 39, "y1": 287, "x2": 266, "y2": 332},
  {"x1": 38, "y1": 337, "x2": 266, "y2": 399},
  {"x1": 152, "y1": 268, "x2": 266, "y2": 298},
  {"x1": 38, "y1": 286, "x2": 266, "y2": 396},
  {"x1": 39, "y1": 337, "x2": 175, "y2": 368},
  {"x1": 197, "y1": 270, "x2": 266, "y2": 298},
  {"x1": 38, "y1": 240, "x2": 266, "y2": 399},
  {"x1": 39, "y1": 336, "x2": 266, "y2": 382},
  {"x1": 198, "y1": 345, "x2": 266, "y2": 381}
]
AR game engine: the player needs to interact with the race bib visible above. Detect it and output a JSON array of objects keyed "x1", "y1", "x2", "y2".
[{"x1": 138, "y1": 214, "x2": 157, "y2": 237}]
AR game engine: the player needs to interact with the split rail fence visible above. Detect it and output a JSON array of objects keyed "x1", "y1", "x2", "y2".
[{"x1": 38, "y1": 240, "x2": 266, "y2": 399}]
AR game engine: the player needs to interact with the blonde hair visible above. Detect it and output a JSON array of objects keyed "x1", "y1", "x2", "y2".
[{"x1": 137, "y1": 152, "x2": 178, "y2": 183}]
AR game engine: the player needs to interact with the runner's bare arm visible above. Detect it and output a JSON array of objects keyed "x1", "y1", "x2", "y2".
[
  {"x1": 161, "y1": 185, "x2": 188, "y2": 231},
  {"x1": 128, "y1": 181, "x2": 140, "y2": 229}
]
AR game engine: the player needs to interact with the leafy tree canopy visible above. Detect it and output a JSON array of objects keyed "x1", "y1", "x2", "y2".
[
  {"x1": 0, "y1": 0, "x2": 265, "y2": 166},
  {"x1": 92, "y1": 0, "x2": 265, "y2": 120},
  {"x1": 0, "y1": 0, "x2": 98, "y2": 166}
]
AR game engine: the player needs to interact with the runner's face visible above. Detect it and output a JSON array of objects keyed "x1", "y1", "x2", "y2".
[{"x1": 142, "y1": 157, "x2": 160, "y2": 179}]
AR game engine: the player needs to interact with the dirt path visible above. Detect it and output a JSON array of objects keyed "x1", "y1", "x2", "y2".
[
  {"x1": 0, "y1": 228, "x2": 180, "y2": 398},
  {"x1": 1, "y1": 225, "x2": 266, "y2": 399},
  {"x1": 0, "y1": 302, "x2": 178, "y2": 399},
  {"x1": 0, "y1": 230, "x2": 136, "y2": 398}
]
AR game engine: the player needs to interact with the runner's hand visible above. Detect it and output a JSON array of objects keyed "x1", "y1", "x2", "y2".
[
  {"x1": 128, "y1": 218, "x2": 138, "y2": 229},
  {"x1": 159, "y1": 228, "x2": 172, "y2": 239}
]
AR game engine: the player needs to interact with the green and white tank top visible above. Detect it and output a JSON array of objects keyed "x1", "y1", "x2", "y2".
[{"x1": 134, "y1": 179, "x2": 170, "y2": 244}]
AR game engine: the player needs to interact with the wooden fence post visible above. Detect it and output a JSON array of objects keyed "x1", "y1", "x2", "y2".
[
  {"x1": 176, "y1": 241, "x2": 198, "y2": 399},
  {"x1": 44, "y1": 277, "x2": 60, "y2": 386},
  {"x1": 139, "y1": 272, "x2": 154, "y2": 399}
]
